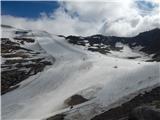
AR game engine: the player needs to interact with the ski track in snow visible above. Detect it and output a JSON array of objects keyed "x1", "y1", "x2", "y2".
[{"x1": 2, "y1": 31, "x2": 160, "y2": 120}]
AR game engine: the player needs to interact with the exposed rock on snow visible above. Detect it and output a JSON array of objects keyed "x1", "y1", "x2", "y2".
[
  {"x1": 47, "y1": 114, "x2": 65, "y2": 120},
  {"x1": 64, "y1": 94, "x2": 88, "y2": 107},
  {"x1": 1, "y1": 25, "x2": 54, "y2": 94},
  {"x1": 66, "y1": 28, "x2": 160, "y2": 62},
  {"x1": 91, "y1": 87, "x2": 160, "y2": 120},
  {"x1": 129, "y1": 106, "x2": 160, "y2": 120}
]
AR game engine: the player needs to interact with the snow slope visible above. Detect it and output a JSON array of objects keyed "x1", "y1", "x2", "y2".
[{"x1": 2, "y1": 30, "x2": 160, "y2": 120}]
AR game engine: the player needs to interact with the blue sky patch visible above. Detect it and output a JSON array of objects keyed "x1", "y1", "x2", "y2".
[
  {"x1": 136, "y1": 0, "x2": 159, "y2": 11},
  {"x1": 1, "y1": 1, "x2": 60, "y2": 18}
]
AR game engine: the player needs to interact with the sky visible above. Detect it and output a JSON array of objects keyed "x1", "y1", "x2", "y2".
[
  {"x1": 1, "y1": 0, "x2": 160, "y2": 37},
  {"x1": 1, "y1": 1, "x2": 59, "y2": 18}
]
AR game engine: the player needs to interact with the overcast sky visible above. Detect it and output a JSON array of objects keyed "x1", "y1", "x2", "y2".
[{"x1": 1, "y1": 0, "x2": 160, "y2": 37}]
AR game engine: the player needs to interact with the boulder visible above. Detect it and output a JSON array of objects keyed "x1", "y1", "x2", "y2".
[{"x1": 64, "y1": 94, "x2": 88, "y2": 106}]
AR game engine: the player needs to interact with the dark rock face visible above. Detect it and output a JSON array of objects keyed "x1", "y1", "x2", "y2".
[
  {"x1": 1, "y1": 24, "x2": 13, "y2": 28},
  {"x1": 1, "y1": 35, "x2": 53, "y2": 94},
  {"x1": 64, "y1": 94, "x2": 88, "y2": 106},
  {"x1": 129, "y1": 106, "x2": 160, "y2": 120},
  {"x1": 15, "y1": 30, "x2": 31, "y2": 35},
  {"x1": 66, "y1": 28, "x2": 160, "y2": 61},
  {"x1": 13, "y1": 37, "x2": 35, "y2": 44},
  {"x1": 91, "y1": 87, "x2": 160, "y2": 120},
  {"x1": 46, "y1": 114, "x2": 65, "y2": 120}
]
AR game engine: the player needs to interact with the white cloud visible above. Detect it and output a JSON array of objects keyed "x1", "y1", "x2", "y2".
[{"x1": 2, "y1": 0, "x2": 160, "y2": 37}]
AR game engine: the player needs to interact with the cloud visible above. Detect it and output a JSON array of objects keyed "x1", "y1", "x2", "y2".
[{"x1": 2, "y1": 0, "x2": 160, "y2": 37}]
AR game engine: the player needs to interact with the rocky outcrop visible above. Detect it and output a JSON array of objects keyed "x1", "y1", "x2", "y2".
[
  {"x1": 64, "y1": 94, "x2": 88, "y2": 106},
  {"x1": 46, "y1": 114, "x2": 65, "y2": 120},
  {"x1": 1, "y1": 26, "x2": 54, "y2": 94},
  {"x1": 66, "y1": 28, "x2": 160, "y2": 61},
  {"x1": 91, "y1": 87, "x2": 160, "y2": 120},
  {"x1": 129, "y1": 106, "x2": 160, "y2": 120}
]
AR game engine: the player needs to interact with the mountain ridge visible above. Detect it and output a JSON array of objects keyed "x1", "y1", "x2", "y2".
[{"x1": 65, "y1": 28, "x2": 160, "y2": 61}]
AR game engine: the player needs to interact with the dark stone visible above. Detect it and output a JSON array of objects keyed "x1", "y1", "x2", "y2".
[
  {"x1": 15, "y1": 30, "x2": 30, "y2": 35},
  {"x1": 1, "y1": 24, "x2": 13, "y2": 28},
  {"x1": 46, "y1": 114, "x2": 65, "y2": 120},
  {"x1": 58, "y1": 35, "x2": 65, "y2": 38},
  {"x1": 129, "y1": 106, "x2": 160, "y2": 120},
  {"x1": 127, "y1": 56, "x2": 141, "y2": 59},
  {"x1": 65, "y1": 94, "x2": 88, "y2": 106},
  {"x1": 14, "y1": 37, "x2": 35, "y2": 43},
  {"x1": 114, "y1": 66, "x2": 118, "y2": 68}
]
